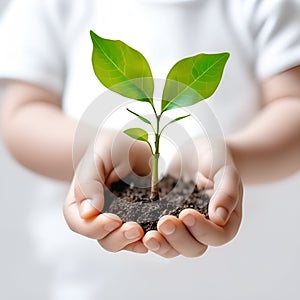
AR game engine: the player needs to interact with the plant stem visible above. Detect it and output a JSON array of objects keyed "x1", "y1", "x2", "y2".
[
  {"x1": 150, "y1": 112, "x2": 161, "y2": 201},
  {"x1": 150, "y1": 153, "x2": 159, "y2": 200}
]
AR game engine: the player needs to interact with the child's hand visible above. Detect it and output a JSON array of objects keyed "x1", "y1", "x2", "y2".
[
  {"x1": 63, "y1": 130, "x2": 152, "y2": 254},
  {"x1": 142, "y1": 138, "x2": 243, "y2": 258}
]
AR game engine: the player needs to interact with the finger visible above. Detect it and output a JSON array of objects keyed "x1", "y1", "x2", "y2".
[
  {"x1": 194, "y1": 171, "x2": 214, "y2": 190},
  {"x1": 105, "y1": 164, "x2": 132, "y2": 188},
  {"x1": 107, "y1": 133, "x2": 151, "y2": 184},
  {"x1": 98, "y1": 222, "x2": 144, "y2": 253},
  {"x1": 63, "y1": 190, "x2": 122, "y2": 239},
  {"x1": 143, "y1": 231, "x2": 179, "y2": 258},
  {"x1": 74, "y1": 182, "x2": 104, "y2": 219},
  {"x1": 180, "y1": 207, "x2": 242, "y2": 246},
  {"x1": 123, "y1": 241, "x2": 148, "y2": 254},
  {"x1": 157, "y1": 216, "x2": 208, "y2": 257},
  {"x1": 208, "y1": 165, "x2": 242, "y2": 226}
]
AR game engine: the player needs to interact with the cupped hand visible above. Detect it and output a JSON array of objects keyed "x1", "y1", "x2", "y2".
[
  {"x1": 143, "y1": 137, "x2": 243, "y2": 258},
  {"x1": 63, "y1": 129, "x2": 152, "y2": 254}
]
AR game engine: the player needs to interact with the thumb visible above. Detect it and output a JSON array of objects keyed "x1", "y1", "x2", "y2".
[
  {"x1": 74, "y1": 180, "x2": 104, "y2": 219},
  {"x1": 74, "y1": 148, "x2": 106, "y2": 220},
  {"x1": 208, "y1": 165, "x2": 242, "y2": 226}
]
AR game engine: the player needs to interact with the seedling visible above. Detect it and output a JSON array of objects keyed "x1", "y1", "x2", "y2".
[{"x1": 90, "y1": 30, "x2": 229, "y2": 201}]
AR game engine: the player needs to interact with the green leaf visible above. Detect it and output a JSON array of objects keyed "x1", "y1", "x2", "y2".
[
  {"x1": 160, "y1": 114, "x2": 190, "y2": 135},
  {"x1": 90, "y1": 30, "x2": 154, "y2": 103},
  {"x1": 123, "y1": 128, "x2": 149, "y2": 142},
  {"x1": 161, "y1": 52, "x2": 230, "y2": 112},
  {"x1": 126, "y1": 108, "x2": 152, "y2": 125},
  {"x1": 168, "y1": 114, "x2": 191, "y2": 124}
]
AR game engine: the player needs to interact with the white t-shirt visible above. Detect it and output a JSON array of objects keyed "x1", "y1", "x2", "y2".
[{"x1": 1, "y1": 0, "x2": 300, "y2": 299}]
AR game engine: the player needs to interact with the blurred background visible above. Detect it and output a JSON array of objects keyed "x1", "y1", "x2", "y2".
[{"x1": 0, "y1": 0, "x2": 300, "y2": 299}]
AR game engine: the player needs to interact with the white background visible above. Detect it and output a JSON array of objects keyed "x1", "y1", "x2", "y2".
[{"x1": 0, "y1": 0, "x2": 300, "y2": 299}]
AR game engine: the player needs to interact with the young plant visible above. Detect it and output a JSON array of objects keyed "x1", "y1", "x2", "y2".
[{"x1": 90, "y1": 30, "x2": 229, "y2": 200}]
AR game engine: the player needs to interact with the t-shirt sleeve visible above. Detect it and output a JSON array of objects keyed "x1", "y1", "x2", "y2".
[
  {"x1": 248, "y1": 0, "x2": 300, "y2": 79},
  {"x1": 0, "y1": 0, "x2": 65, "y2": 95}
]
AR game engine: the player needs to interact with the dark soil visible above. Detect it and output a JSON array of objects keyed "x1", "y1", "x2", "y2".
[{"x1": 103, "y1": 174, "x2": 210, "y2": 233}]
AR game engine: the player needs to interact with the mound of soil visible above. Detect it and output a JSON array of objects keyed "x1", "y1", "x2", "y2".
[{"x1": 103, "y1": 174, "x2": 210, "y2": 233}]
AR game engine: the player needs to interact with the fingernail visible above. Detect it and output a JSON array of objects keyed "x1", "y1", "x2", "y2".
[
  {"x1": 145, "y1": 238, "x2": 160, "y2": 251},
  {"x1": 134, "y1": 244, "x2": 148, "y2": 254},
  {"x1": 79, "y1": 199, "x2": 99, "y2": 219},
  {"x1": 104, "y1": 221, "x2": 120, "y2": 232},
  {"x1": 182, "y1": 214, "x2": 195, "y2": 227},
  {"x1": 215, "y1": 207, "x2": 229, "y2": 223},
  {"x1": 102, "y1": 213, "x2": 121, "y2": 231},
  {"x1": 159, "y1": 220, "x2": 175, "y2": 235},
  {"x1": 124, "y1": 227, "x2": 141, "y2": 240}
]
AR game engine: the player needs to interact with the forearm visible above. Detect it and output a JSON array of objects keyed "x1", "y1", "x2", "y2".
[
  {"x1": 1, "y1": 82, "x2": 79, "y2": 181},
  {"x1": 226, "y1": 97, "x2": 300, "y2": 184},
  {"x1": 2, "y1": 102, "x2": 76, "y2": 181}
]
